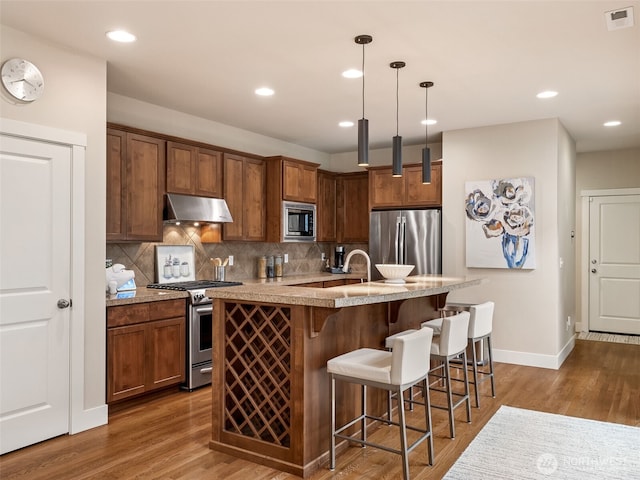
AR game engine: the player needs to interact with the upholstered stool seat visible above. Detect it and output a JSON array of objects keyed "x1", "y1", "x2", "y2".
[
  {"x1": 423, "y1": 301, "x2": 495, "y2": 407},
  {"x1": 328, "y1": 327, "x2": 435, "y2": 480},
  {"x1": 384, "y1": 329, "x2": 419, "y2": 417}
]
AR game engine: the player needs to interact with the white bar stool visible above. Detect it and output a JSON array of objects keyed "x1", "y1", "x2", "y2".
[
  {"x1": 424, "y1": 301, "x2": 496, "y2": 407},
  {"x1": 385, "y1": 329, "x2": 418, "y2": 419},
  {"x1": 328, "y1": 327, "x2": 435, "y2": 480},
  {"x1": 424, "y1": 311, "x2": 471, "y2": 439}
]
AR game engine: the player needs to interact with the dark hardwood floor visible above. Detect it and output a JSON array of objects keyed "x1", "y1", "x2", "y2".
[{"x1": 1, "y1": 339, "x2": 638, "y2": 479}]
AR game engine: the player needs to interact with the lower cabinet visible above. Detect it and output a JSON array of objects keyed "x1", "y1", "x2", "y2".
[{"x1": 107, "y1": 299, "x2": 186, "y2": 403}]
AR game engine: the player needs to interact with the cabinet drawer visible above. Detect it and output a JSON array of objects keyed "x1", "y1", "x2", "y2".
[
  {"x1": 107, "y1": 303, "x2": 149, "y2": 328},
  {"x1": 148, "y1": 299, "x2": 186, "y2": 321}
]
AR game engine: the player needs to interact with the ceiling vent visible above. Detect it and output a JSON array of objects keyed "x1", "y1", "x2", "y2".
[{"x1": 605, "y1": 6, "x2": 634, "y2": 31}]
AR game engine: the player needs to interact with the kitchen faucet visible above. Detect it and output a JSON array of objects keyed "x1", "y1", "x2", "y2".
[{"x1": 342, "y1": 249, "x2": 371, "y2": 283}]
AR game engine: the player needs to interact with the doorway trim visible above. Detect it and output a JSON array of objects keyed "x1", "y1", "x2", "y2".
[
  {"x1": 0, "y1": 118, "x2": 107, "y2": 435},
  {"x1": 579, "y1": 187, "x2": 640, "y2": 333}
]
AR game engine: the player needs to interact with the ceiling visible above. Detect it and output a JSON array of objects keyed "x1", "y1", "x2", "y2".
[{"x1": 1, "y1": 1, "x2": 639, "y2": 155}]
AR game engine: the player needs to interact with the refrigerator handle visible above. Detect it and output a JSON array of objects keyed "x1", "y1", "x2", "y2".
[
  {"x1": 395, "y1": 216, "x2": 402, "y2": 264},
  {"x1": 399, "y1": 217, "x2": 406, "y2": 264}
]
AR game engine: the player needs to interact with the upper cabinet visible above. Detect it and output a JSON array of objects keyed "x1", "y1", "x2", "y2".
[
  {"x1": 166, "y1": 141, "x2": 223, "y2": 198},
  {"x1": 316, "y1": 170, "x2": 337, "y2": 242},
  {"x1": 223, "y1": 154, "x2": 266, "y2": 241},
  {"x1": 106, "y1": 127, "x2": 166, "y2": 242},
  {"x1": 337, "y1": 172, "x2": 369, "y2": 243},
  {"x1": 369, "y1": 161, "x2": 442, "y2": 209},
  {"x1": 265, "y1": 156, "x2": 319, "y2": 242}
]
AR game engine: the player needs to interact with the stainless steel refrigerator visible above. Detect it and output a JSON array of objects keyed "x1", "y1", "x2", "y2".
[{"x1": 369, "y1": 209, "x2": 442, "y2": 280}]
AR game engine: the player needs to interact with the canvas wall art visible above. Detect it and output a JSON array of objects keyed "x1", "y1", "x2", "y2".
[{"x1": 465, "y1": 176, "x2": 536, "y2": 269}]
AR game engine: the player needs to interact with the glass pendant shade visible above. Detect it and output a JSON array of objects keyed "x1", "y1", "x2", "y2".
[
  {"x1": 422, "y1": 147, "x2": 431, "y2": 184},
  {"x1": 358, "y1": 118, "x2": 369, "y2": 166},
  {"x1": 392, "y1": 135, "x2": 403, "y2": 176}
]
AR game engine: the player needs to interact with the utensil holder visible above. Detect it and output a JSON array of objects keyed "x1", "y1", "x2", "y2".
[{"x1": 214, "y1": 265, "x2": 226, "y2": 281}]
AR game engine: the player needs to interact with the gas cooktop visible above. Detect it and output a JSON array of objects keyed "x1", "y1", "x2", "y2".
[{"x1": 147, "y1": 280, "x2": 243, "y2": 291}]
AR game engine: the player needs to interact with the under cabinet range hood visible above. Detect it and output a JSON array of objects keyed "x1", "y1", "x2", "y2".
[{"x1": 165, "y1": 194, "x2": 233, "y2": 224}]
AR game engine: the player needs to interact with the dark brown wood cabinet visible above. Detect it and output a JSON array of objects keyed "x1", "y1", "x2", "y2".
[
  {"x1": 166, "y1": 141, "x2": 223, "y2": 198},
  {"x1": 223, "y1": 154, "x2": 266, "y2": 241},
  {"x1": 106, "y1": 128, "x2": 166, "y2": 242},
  {"x1": 337, "y1": 171, "x2": 369, "y2": 243},
  {"x1": 316, "y1": 170, "x2": 337, "y2": 242},
  {"x1": 369, "y1": 161, "x2": 442, "y2": 209},
  {"x1": 107, "y1": 299, "x2": 186, "y2": 403}
]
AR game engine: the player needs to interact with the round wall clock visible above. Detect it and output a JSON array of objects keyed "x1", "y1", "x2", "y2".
[{"x1": 1, "y1": 58, "x2": 45, "y2": 102}]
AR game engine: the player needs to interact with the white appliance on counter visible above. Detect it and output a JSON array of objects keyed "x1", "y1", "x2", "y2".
[{"x1": 105, "y1": 264, "x2": 136, "y2": 292}]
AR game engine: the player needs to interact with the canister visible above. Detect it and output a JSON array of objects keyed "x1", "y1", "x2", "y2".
[
  {"x1": 257, "y1": 256, "x2": 267, "y2": 278},
  {"x1": 275, "y1": 255, "x2": 283, "y2": 277}
]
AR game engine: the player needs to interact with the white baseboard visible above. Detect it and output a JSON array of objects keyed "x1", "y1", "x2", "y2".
[
  {"x1": 493, "y1": 335, "x2": 576, "y2": 370},
  {"x1": 70, "y1": 404, "x2": 108, "y2": 434}
]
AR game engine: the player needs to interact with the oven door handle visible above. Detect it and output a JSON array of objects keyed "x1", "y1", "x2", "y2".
[{"x1": 194, "y1": 305, "x2": 213, "y2": 315}]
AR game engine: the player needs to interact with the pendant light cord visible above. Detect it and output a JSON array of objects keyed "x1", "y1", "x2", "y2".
[
  {"x1": 425, "y1": 85, "x2": 428, "y2": 145},
  {"x1": 395, "y1": 67, "x2": 399, "y2": 136},
  {"x1": 361, "y1": 43, "x2": 365, "y2": 119}
]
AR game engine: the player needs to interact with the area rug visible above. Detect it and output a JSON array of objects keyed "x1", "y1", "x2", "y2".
[
  {"x1": 443, "y1": 405, "x2": 640, "y2": 479},
  {"x1": 577, "y1": 331, "x2": 640, "y2": 345}
]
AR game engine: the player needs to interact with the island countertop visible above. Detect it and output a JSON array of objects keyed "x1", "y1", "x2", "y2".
[{"x1": 206, "y1": 274, "x2": 483, "y2": 308}]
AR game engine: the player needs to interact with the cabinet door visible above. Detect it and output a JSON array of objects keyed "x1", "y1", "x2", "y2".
[
  {"x1": 107, "y1": 323, "x2": 147, "y2": 403},
  {"x1": 195, "y1": 147, "x2": 223, "y2": 198},
  {"x1": 166, "y1": 141, "x2": 197, "y2": 195},
  {"x1": 369, "y1": 168, "x2": 404, "y2": 209},
  {"x1": 106, "y1": 129, "x2": 126, "y2": 241},
  {"x1": 338, "y1": 173, "x2": 369, "y2": 243},
  {"x1": 317, "y1": 170, "x2": 337, "y2": 242},
  {"x1": 244, "y1": 158, "x2": 266, "y2": 241},
  {"x1": 404, "y1": 163, "x2": 442, "y2": 207},
  {"x1": 223, "y1": 154, "x2": 245, "y2": 240},
  {"x1": 282, "y1": 160, "x2": 317, "y2": 203},
  {"x1": 147, "y1": 317, "x2": 185, "y2": 391},
  {"x1": 125, "y1": 133, "x2": 166, "y2": 241}
]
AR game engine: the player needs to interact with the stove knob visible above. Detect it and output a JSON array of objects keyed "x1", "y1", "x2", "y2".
[{"x1": 193, "y1": 293, "x2": 203, "y2": 302}]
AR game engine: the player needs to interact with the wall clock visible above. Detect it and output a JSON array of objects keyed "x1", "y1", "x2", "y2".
[{"x1": 1, "y1": 58, "x2": 45, "y2": 102}]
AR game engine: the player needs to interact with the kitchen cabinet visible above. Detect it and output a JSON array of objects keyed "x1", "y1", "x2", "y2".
[
  {"x1": 337, "y1": 172, "x2": 369, "y2": 243},
  {"x1": 106, "y1": 127, "x2": 166, "y2": 242},
  {"x1": 166, "y1": 141, "x2": 223, "y2": 198},
  {"x1": 107, "y1": 299, "x2": 186, "y2": 403},
  {"x1": 316, "y1": 169, "x2": 337, "y2": 242},
  {"x1": 369, "y1": 161, "x2": 442, "y2": 209},
  {"x1": 265, "y1": 156, "x2": 319, "y2": 242},
  {"x1": 223, "y1": 154, "x2": 266, "y2": 241}
]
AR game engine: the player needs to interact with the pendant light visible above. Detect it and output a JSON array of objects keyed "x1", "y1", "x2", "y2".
[
  {"x1": 390, "y1": 61, "x2": 406, "y2": 177},
  {"x1": 420, "y1": 81, "x2": 434, "y2": 184},
  {"x1": 355, "y1": 35, "x2": 373, "y2": 167}
]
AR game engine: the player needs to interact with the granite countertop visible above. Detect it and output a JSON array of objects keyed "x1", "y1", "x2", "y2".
[
  {"x1": 105, "y1": 272, "x2": 365, "y2": 307},
  {"x1": 205, "y1": 274, "x2": 483, "y2": 309}
]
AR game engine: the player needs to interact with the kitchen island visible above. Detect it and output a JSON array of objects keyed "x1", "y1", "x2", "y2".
[{"x1": 206, "y1": 274, "x2": 482, "y2": 477}]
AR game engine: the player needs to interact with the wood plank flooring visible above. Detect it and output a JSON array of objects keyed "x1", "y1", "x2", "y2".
[{"x1": 1, "y1": 339, "x2": 638, "y2": 479}]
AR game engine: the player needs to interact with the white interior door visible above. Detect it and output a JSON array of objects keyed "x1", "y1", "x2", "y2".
[
  {"x1": 0, "y1": 133, "x2": 71, "y2": 454},
  {"x1": 589, "y1": 195, "x2": 640, "y2": 334}
]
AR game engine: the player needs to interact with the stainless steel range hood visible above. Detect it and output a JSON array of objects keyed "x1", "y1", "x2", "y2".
[{"x1": 165, "y1": 194, "x2": 233, "y2": 224}]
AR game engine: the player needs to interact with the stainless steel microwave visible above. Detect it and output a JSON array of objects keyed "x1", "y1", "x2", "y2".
[{"x1": 283, "y1": 201, "x2": 316, "y2": 242}]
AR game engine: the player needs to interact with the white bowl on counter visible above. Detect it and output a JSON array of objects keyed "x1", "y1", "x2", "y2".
[{"x1": 375, "y1": 264, "x2": 415, "y2": 284}]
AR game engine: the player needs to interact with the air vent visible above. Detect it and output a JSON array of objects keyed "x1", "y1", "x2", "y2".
[{"x1": 605, "y1": 6, "x2": 634, "y2": 31}]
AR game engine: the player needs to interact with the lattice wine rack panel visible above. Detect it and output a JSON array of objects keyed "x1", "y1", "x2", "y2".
[{"x1": 223, "y1": 303, "x2": 292, "y2": 447}]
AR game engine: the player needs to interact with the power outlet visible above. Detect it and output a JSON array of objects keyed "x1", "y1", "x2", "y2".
[
  {"x1": 284, "y1": 253, "x2": 289, "y2": 263},
  {"x1": 228, "y1": 255, "x2": 234, "y2": 266},
  {"x1": 566, "y1": 315, "x2": 571, "y2": 331}
]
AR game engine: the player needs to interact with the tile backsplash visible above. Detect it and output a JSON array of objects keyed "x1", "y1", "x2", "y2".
[{"x1": 106, "y1": 225, "x2": 368, "y2": 285}]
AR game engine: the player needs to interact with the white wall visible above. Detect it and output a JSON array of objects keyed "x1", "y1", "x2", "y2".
[
  {"x1": 575, "y1": 148, "x2": 640, "y2": 327},
  {"x1": 442, "y1": 118, "x2": 574, "y2": 368},
  {"x1": 0, "y1": 25, "x2": 107, "y2": 427}
]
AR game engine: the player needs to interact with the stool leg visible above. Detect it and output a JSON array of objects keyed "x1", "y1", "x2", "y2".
[
  {"x1": 487, "y1": 335, "x2": 496, "y2": 398},
  {"x1": 397, "y1": 386, "x2": 410, "y2": 480},
  {"x1": 461, "y1": 350, "x2": 472, "y2": 424},
  {"x1": 329, "y1": 375, "x2": 336, "y2": 470},
  {"x1": 444, "y1": 357, "x2": 455, "y2": 439},
  {"x1": 423, "y1": 378, "x2": 434, "y2": 466},
  {"x1": 471, "y1": 339, "x2": 480, "y2": 408},
  {"x1": 361, "y1": 384, "x2": 367, "y2": 446}
]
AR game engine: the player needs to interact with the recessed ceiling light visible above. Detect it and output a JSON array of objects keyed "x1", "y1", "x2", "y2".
[
  {"x1": 342, "y1": 69, "x2": 363, "y2": 79},
  {"x1": 421, "y1": 119, "x2": 437, "y2": 126},
  {"x1": 604, "y1": 120, "x2": 622, "y2": 127},
  {"x1": 255, "y1": 87, "x2": 274, "y2": 96},
  {"x1": 106, "y1": 30, "x2": 136, "y2": 43},
  {"x1": 339, "y1": 121, "x2": 354, "y2": 128},
  {"x1": 536, "y1": 90, "x2": 558, "y2": 99}
]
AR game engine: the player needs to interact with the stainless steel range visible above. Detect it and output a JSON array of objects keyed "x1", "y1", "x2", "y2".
[{"x1": 147, "y1": 279, "x2": 242, "y2": 390}]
